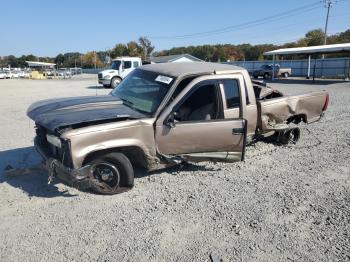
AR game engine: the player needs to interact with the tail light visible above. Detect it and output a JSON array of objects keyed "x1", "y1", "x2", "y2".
[{"x1": 322, "y1": 93, "x2": 329, "y2": 111}]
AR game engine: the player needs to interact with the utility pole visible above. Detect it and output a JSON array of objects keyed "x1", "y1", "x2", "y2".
[
  {"x1": 94, "y1": 51, "x2": 97, "y2": 69},
  {"x1": 323, "y1": 0, "x2": 332, "y2": 45},
  {"x1": 322, "y1": 0, "x2": 333, "y2": 62}
]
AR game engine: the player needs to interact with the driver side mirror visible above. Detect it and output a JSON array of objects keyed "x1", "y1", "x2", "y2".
[{"x1": 165, "y1": 112, "x2": 178, "y2": 128}]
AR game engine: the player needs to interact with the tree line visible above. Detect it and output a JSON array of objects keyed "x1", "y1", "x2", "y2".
[
  {"x1": 1, "y1": 28, "x2": 349, "y2": 69},
  {"x1": 155, "y1": 29, "x2": 350, "y2": 61}
]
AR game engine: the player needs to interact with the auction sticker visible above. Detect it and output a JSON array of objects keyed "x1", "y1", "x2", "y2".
[{"x1": 155, "y1": 75, "x2": 173, "y2": 84}]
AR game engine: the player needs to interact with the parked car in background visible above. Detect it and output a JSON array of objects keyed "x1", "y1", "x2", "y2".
[
  {"x1": 4, "y1": 69, "x2": 12, "y2": 79},
  {"x1": 58, "y1": 68, "x2": 72, "y2": 79},
  {"x1": 70, "y1": 67, "x2": 82, "y2": 75},
  {"x1": 11, "y1": 70, "x2": 19, "y2": 78},
  {"x1": 27, "y1": 62, "x2": 328, "y2": 194},
  {"x1": 252, "y1": 64, "x2": 292, "y2": 79},
  {"x1": 44, "y1": 70, "x2": 55, "y2": 79},
  {"x1": 98, "y1": 57, "x2": 142, "y2": 88},
  {"x1": 0, "y1": 70, "x2": 6, "y2": 79},
  {"x1": 19, "y1": 71, "x2": 26, "y2": 78}
]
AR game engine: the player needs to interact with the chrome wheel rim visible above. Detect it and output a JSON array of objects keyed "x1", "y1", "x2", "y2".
[
  {"x1": 91, "y1": 162, "x2": 120, "y2": 188},
  {"x1": 112, "y1": 78, "x2": 120, "y2": 87}
]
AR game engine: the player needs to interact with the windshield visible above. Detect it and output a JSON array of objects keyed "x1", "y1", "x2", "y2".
[
  {"x1": 111, "y1": 69, "x2": 174, "y2": 115},
  {"x1": 111, "y1": 60, "x2": 121, "y2": 70}
]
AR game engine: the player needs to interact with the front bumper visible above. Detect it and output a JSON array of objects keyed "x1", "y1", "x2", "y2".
[
  {"x1": 34, "y1": 138, "x2": 92, "y2": 189},
  {"x1": 98, "y1": 78, "x2": 111, "y2": 86}
]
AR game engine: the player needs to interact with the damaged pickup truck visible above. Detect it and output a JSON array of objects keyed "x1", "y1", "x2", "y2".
[{"x1": 27, "y1": 62, "x2": 329, "y2": 194}]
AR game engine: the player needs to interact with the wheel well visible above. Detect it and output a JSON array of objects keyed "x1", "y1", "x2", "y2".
[
  {"x1": 82, "y1": 146, "x2": 148, "y2": 169},
  {"x1": 287, "y1": 114, "x2": 307, "y2": 124},
  {"x1": 111, "y1": 76, "x2": 122, "y2": 80}
]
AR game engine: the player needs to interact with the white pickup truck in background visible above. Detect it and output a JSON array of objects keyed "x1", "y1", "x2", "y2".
[{"x1": 98, "y1": 57, "x2": 142, "y2": 88}]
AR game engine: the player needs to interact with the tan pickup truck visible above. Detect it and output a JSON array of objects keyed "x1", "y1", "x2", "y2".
[{"x1": 27, "y1": 62, "x2": 329, "y2": 194}]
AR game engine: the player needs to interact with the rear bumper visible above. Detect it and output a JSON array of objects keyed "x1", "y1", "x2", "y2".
[{"x1": 34, "y1": 137, "x2": 92, "y2": 189}]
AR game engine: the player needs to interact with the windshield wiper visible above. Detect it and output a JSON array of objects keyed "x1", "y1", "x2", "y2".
[
  {"x1": 120, "y1": 98, "x2": 151, "y2": 115},
  {"x1": 120, "y1": 98, "x2": 134, "y2": 107}
]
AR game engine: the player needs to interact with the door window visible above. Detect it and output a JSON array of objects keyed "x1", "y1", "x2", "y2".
[
  {"x1": 123, "y1": 61, "x2": 132, "y2": 69},
  {"x1": 174, "y1": 80, "x2": 222, "y2": 122}
]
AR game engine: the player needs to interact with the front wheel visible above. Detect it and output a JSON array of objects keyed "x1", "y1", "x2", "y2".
[
  {"x1": 88, "y1": 152, "x2": 134, "y2": 194},
  {"x1": 111, "y1": 77, "x2": 121, "y2": 89},
  {"x1": 263, "y1": 73, "x2": 270, "y2": 79}
]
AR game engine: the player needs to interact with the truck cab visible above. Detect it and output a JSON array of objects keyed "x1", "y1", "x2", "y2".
[{"x1": 98, "y1": 57, "x2": 142, "y2": 88}]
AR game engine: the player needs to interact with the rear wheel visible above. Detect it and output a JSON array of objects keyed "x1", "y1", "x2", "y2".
[
  {"x1": 111, "y1": 77, "x2": 121, "y2": 89},
  {"x1": 88, "y1": 152, "x2": 134, "y2": 195},
  {"x1": 263, "y1": 72, "x2": 270, "y2": 79},
  {"x1": 277, "y1": 128, "x2": 300, "y2": 145},
  {"x1": 283, "y1": 72, "x2": 289, "y2": 78}
]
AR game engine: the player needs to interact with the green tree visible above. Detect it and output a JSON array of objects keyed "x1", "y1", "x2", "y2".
[
  {"x1": 81, "y1": 51, "x2": 103, "y2": 68},
  {"x1": 304, "y1": 29, "x2": 325, "y2": 46},
  {"x1": 126, "y1": 41, "x2": 142, "y2": 57},
  {"x1": 138, "y1": 36, "x2": 154, "y2": 60},
  {"x1": 55, "y1": 54, "x2": 65, "y2": 67},
  {"x1": 111, "y1": 44, "x2": 128, "y2": 58}
]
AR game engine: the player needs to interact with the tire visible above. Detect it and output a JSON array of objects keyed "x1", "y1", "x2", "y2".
[
  {"x1": 278, "y1": 128, "x2": 300, "y2": 145},
  {"x1": 102, "y1": 84, "x2": 109, "y2": 88},
  {"x1": 283, "y1": 72, "x2": 289, "y2": 78},
  {"x1": 88, "y1": 152, "x2": 134, "y2": 195},
  {"x1": 111, "y1": 77, "x2": 121, "y2": 89},
  {"x1": 263, "y1": 73, "x2": 270, "y2": 79}
]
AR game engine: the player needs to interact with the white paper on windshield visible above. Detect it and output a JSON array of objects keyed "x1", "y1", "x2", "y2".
[{"x1": 155, "y1": 75, "x2": 173, "y2": 84}]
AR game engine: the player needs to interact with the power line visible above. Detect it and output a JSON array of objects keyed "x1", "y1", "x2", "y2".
[{"x1": 148, "y1": 1, "x2": 323, "y2": 40}]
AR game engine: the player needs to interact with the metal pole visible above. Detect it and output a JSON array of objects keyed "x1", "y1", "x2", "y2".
[
  {"x1": 272, "y1": 54, "x2": 275, "y2": 80},
  {"x1": 324, "y1": 0, "x2": 332, "y2": 46},
  {"x1": 313, "y1": 57, "x2": 317, "y2": 82},
  {"x1": 307, "y1": 55, "x2": 311, "y2": 79},
  {"x1": 94, "y1": 51, "x2": 97, "y2": 69},
  {"x1": 322, "y1": 0, "x2": 332, "y2": 61}
]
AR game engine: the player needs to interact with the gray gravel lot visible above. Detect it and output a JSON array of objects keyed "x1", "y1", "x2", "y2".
[{"x1": 0, "y1": 75, "x2": 349, "y2": 261}]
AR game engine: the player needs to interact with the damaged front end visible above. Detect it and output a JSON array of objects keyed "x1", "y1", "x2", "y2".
[{"x1": 34, "y1": 125, "x2": 92, "y2": 189}]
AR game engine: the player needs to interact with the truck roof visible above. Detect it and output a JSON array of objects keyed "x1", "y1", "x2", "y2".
[
  {"x1": 140, "y1": 62, "x2": 244, "y2": 78},
  {"x1": 112, "y1": 57, "x2": 141, "y2": 61}
]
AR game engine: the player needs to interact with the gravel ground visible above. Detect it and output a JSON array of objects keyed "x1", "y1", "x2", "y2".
[{"x1": 0, "y1": 76, "x2": 349, "y2": 261}]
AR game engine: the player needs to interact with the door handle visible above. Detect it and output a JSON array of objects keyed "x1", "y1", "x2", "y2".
[{"x1": 232, "y1": 128, "x2": 244, "y2": 135}]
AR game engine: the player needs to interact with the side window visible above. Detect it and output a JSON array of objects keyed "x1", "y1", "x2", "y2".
[
  {"x1": 175, "y1": 80, "x2": 221, "y2": 122},
  {"x1": 171, "y1": 76, "x2": 195, "y2": 100},
  {"x1": 133, "y1": 61, "x2": 139, "y2": 68},
  {"x1": 123, "y1": 61, "x2": 132, "y2": 69},
  {"x1": 222, "y1": 79, "x2": 240, "y2": 109}
]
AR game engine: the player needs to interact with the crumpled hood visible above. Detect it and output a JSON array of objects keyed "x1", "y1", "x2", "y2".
[{"x1": 27, "y1": 95, "x2": 147, "y2": 131}]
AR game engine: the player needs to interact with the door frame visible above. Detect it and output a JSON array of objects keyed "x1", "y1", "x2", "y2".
[{"x1": 155, "y1": 73, "x2": 248, "y2": 162}]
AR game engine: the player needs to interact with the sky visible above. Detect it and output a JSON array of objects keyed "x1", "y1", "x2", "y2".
[{"x1": 1, "y1": 0, "x2": 349, "y2": 57}]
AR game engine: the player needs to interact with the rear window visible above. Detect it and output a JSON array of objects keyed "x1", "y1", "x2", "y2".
[{"x1": 222, "y1": 79, "x2": 240, "y2": 109}]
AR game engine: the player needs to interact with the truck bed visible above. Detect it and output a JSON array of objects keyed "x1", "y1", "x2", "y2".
[{"x1": 252, "y1": 81, "x2": 328, "y2": 132}]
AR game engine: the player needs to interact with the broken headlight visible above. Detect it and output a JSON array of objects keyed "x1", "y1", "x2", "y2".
[{"x1": 46, "y1": 134, "x2": 62, "y2": 148}]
